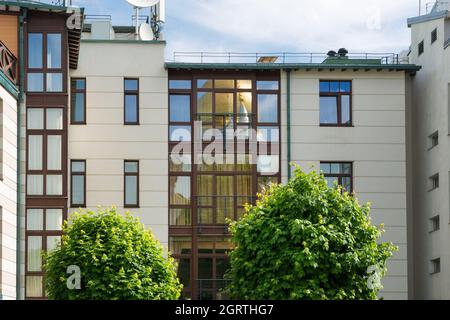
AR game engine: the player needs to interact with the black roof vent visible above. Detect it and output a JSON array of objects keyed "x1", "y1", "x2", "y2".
[{"x1": 338, "y1": 48, "x2": 348, "y2": 57}]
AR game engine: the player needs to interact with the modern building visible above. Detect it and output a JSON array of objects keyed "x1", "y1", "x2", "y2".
[
  {"x1": 407, "y1": 0, "x2": 450, "y2": 300},
  {"x1": 0, "y1": 0, "x2": 428, "y2": 300}
]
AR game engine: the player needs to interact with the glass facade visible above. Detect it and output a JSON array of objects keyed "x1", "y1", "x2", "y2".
[{"x1": 169, "y1": 71, "x2": 281, "y2": 299}]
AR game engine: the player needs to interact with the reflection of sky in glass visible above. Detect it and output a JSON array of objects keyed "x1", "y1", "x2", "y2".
[
  {"x1": 320, "y1": 96, "x2": 337, "y2": 124},
  {"x1": 47, "y1": 34, "x2": 61, "y2": 69},
  {"x1": 170, "y1": 126, "x2": 191, "y2": 141},
  {"x1": 341, "y1": 95, "x2": 351, "y2": 124},
  {"x1": 125, "y1": 95, "x2": 138, "y2": 122},
  {"x1": 170, "y1": 95, "x2": 190, "y2": 122},
  {"x1": 257, "y1": 94, "x2": 278, "y2": 123},
  {"x1": 28, "y1": 33, "x2": 43, "y2": 68},
  {"x1": 174, "y1": 177, "x2": 191, "y2": 200}
]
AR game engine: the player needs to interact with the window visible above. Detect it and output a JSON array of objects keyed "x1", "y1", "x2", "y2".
[
  {"x1": 124, "y1": 79, "x2": 139, "y2": 125},
  {"x1": 418, "y1": 40, "x2": 424, "y2": 56},
  {"x1": 430, "y1": 215, "x2": 440, "y2": 233},
  {"x1": 124, "y1": 160, "x2": 139, "y2": 208},
  {"x1": 25, "y1": 208, "x2": 64, "y2": 299},
  {"x1": 320, "y1": 80, "x2": 352, "y2": 126},
  {"x1": 257, "y1": 94, "x2": 278, "y2": 123},
  {"x1": 430, "y1": 258, "x2": 441, "y2": 275},
  {"x1": 71, "y1": 78, "x2": 86, "y2": 124},
  {"x1": 169, "y1": 80, "x2": 192, "y2": 90},
  {"x1": 27, "y1": 32, "x2": 63, "y2": 93},
  {"x1": 431, "y1": 28, "x2": 437, "y2": 44},
  {"x1": 429, "y1": 131, "x2": 439, "y2": 149},
  {"x1": 170, "y1": 95, "x2": 191, "y2": 122},
  {"x1": 27, "y1": 107, "x2": 64, "y2": 196},
  {"x1": 320, "y1": 162, "x2": 353, "y2": 192},
  {"x1": 429, "y1": 173, "x2": 439, "y2": 191},
  {"x1": 71, "y1": 160, "x2": 86, "y2": 207}
]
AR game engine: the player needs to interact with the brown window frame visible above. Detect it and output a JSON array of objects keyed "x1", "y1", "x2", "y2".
[
  {"x1": 26, "y1": 32, "x2": 65, "y2": 94},
  {"x1": 124, "y1": 160, "x2": 140, "y2": 208},
  {"x1": 71, "y1": 78, "x2": 86, "y2": 124},
  {"x1": 25, "y1": 207, "x2": 65, "y2": 299},
  {"x1": 70, "y1": 160, "x2": 86, "y2": 208},
  {"x1": 319, "y1": 80, "x2": 352, "y2": 127},
  {"x1": 124, "y1": 78, "x2": 139, "y2": 125},
  {"x1": 320, "y1": 161, "x2": 353, "y2": 192}
]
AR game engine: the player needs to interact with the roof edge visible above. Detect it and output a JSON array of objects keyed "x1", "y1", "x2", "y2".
[
  {"x1": 165, "y1": 62, "x2": 421, "y2": 73},
  {"x1": 407, "y1": 10, "x2": 449, "y2": 27},
  {"x1": 0, "y1": 70, "x2": 19, "y2": 99}
]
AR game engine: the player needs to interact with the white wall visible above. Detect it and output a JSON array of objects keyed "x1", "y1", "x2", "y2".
[
  {"x1": 69, "y1": 41, "x2": 169, "y2": 247},
  {"x1": 0, "y1": 84, "x2": 17, "y2": 300},
  {"x1": 281, "y1": 70, "x2": 409, "y2": 299}
]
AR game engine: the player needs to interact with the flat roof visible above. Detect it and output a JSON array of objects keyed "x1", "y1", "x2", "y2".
[
  {"x1": 407, "y1": 10, "x2": 449, "y2": 27},
  {"x1": 165, "y1": 62, "x2": 421, "y2": 73}
]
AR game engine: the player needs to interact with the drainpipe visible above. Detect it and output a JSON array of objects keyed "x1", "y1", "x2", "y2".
[
  {"x1": 286, "y1": 69, "x2": 292, "y2": 180},
  {"x1": 16, "y1": 8, "x2": 27, "y2": 301}
]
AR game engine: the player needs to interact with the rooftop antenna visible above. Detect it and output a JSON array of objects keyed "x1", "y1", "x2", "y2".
[{"x1": 125, "y1": 0, "x2": 160, "y2": 40}]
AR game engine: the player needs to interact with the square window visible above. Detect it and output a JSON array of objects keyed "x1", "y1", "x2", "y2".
[
  {"x1": 46, "y1": 175, "x2": 63, "y2": 195},
  {"x1": 124, "y1": 79, "x2": 139, "y2": 91},
  {"x1": 257, "y1": 81, "x2": 279, "y2": 90},
  {"x1": 27, "y1": 73, "x2": 44, "y2": 92},
  {"x1": 27, "y1": 175, "x2": 44, "y2": 195},
  {"x1": 46, "y1": 108, "x2": 63, "y2": 130},
  {"x1": 27, "y1": 108, "x2": 44, "y2": 130},
  {"x1": 197, "y1": 79, "x2": 213, "y2": 89},
  {"x1": 46, "y1": 73, "x2": 63, "y2": 92},
  {"x1": 27, "y1": 209, "x2": 44, "y2": 231},
  {"x1": 170, "y1": 125, "x2": 192, "y2": 142}
]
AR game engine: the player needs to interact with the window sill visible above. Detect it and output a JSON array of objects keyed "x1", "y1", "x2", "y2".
[
  {"x1": 70, "y1": 205, "x2": 86, "y2": 209},
  {"x1": 124, "y1": 206, "x2": 140, "y2": 209},
  {"x1": 320, "y1": 124, "x2": 354, "y2": 128},
  {"x1": 124, "y1": 123, "x2": 140, "y2": 126},
  {"x1": 71, "y1": 122, "x2": 87, "y2": 125}
]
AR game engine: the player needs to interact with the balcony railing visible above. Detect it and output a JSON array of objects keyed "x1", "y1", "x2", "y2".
[
  {"x1": 172, "y1": 52, "x2": 403, "y2": 65},
  {"x1": 0, "y1": 41, "x2": 17, "y2": 84},
  {"x1": 197, "y1": 279, "x2": 231, "y2": 300}
]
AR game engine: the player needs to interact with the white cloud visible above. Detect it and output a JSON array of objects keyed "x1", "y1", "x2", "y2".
[{"x1": 169, "y1": 0, "x2": 418, "y2": 53}]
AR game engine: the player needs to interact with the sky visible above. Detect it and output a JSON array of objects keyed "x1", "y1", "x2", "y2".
[{"x1": 71, "y1": 0, "x2": 424, "y2": 59}]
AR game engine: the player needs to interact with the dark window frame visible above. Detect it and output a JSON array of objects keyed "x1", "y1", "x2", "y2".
[
  {"x1": 431, "y1": 28, "x2": 437, "y2": 44},
  {"x1": 124, "y1": 160, "x2": 140, "y2": 208},
  {"x1": 430, "y1": 258, "x2": 441, "y2": 275},
  {"x1": 418, "y1": 40, "x2": 425, "y2": 56},
  {"x1": 124, "y1": 78, "x2": 140, "y2": 125},
  {"x1": 320, "y1": 161, "x2": 353, "y2": 192},
  {"x1": 26, "y1": 32, "x2": 65, "y2": 94},
  {"x1": 70, "y1": 78, "x2": 86, "y2": 124},
  {"x1": 429, "y1": 215, "x2": 440, "y2": 233},
  {"x1": 429, "y1": 173, "x2": 439, "y2": 191},
  {"x1": 429, "y1": 131, "x2": 439, "y2": 150},
  {"x1": 70, "y1": 160, "x2": 86, "y2": 208},
  {"x1": 319, "y1": 80, "x2": 353, "y2": 127}
]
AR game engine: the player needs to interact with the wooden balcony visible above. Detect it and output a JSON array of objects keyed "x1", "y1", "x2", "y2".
[{"x1": 0, "y1": 40, "x2": 17, "y2": 84}]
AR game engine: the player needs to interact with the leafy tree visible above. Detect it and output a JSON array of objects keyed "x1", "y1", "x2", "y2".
[
  {"x1": 226, "y1": 166, "x2": 397, "y2": 300},
  {"x1": 45, "y1": 207, "x2": 182, "y2": 300}
]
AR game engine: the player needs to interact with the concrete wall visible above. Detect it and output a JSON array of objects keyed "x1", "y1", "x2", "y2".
[
  {"x1": 0, "y1": 84, "x2": 17, "y2": 300},
  {"x1": 68, "y1": 41, "x2": 169, "y2": 248},
  {"x1": 281, "y1": 70, "x2": 409, "y2": 299},
  {"x1": 409, "y1": 16, "x2": 450, "y2": 299}
]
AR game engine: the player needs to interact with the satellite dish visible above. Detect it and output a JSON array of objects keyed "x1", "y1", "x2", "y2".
[
  {"x1": 126, "y1": 0, "x2": 159, "y2": 8},
  {"x1": 139, "y1": 23, "x2": 154, "y2": 40}
]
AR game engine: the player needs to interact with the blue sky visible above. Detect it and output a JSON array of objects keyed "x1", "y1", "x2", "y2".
[{"x1": 72, "y1": 0, "x2": 422, "y2": 58}]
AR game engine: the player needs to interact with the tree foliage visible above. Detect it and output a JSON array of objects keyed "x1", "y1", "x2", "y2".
[
  {"x1": 226, "y1": 166, "x2": 397, "y2": 300},
  {"x1": 45, "y1": 207, "x2": 182, "y2": 300}
]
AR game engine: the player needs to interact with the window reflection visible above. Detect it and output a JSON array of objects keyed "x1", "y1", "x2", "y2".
[{"x1": 257, "y1": 94, "x2": 278, "y2": 123}]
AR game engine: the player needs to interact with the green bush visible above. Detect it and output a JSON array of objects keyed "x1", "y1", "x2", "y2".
[
  {"x1": 45, "y1": 207, "x2": 182, "y2": 300},
  {"x1": 226, "y1": 166, "x2": 397, "y2": 300}
]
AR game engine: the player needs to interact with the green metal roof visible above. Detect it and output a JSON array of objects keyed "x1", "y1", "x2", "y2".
[
  {"x1": 165, "y1": 62, "x2": 421, "y2": 73},
  {"x1": 0, "y1": 70, "x2": 19, "y2": 99}
]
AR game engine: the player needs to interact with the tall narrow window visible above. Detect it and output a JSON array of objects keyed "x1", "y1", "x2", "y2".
[
  {"x1": 71, "y1": 78, "x2": 86, "y2": 124},
  {"x1": 71, "y1": 160, "x2": 86, "y2": 207},
  {"x1": 431, "y1": 28, "x2": 437, "y2": 44},
  {"x1": 124, "y1": 79, "x2": 139, "y2": 125},
  {"x1": 418, "y1": 40, "x2": 424, "y2": 56},
  {"x1": 320, "y1": 162, "x2": 353, "y2": 192},
  {"x1": 124, "y1": 160, "x2": 139, "y2": 208},
  {"x1": 320, "y1": 80, "x2": 352, "y2": 126}
]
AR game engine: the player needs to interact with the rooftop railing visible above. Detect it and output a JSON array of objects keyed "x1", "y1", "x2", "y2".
[
  {"x1": 172, "y1": 52, "x2": 404, "y2": 65},
  {"x1": 0, "y1": 0, "x2": 68, "y2": 6}
]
